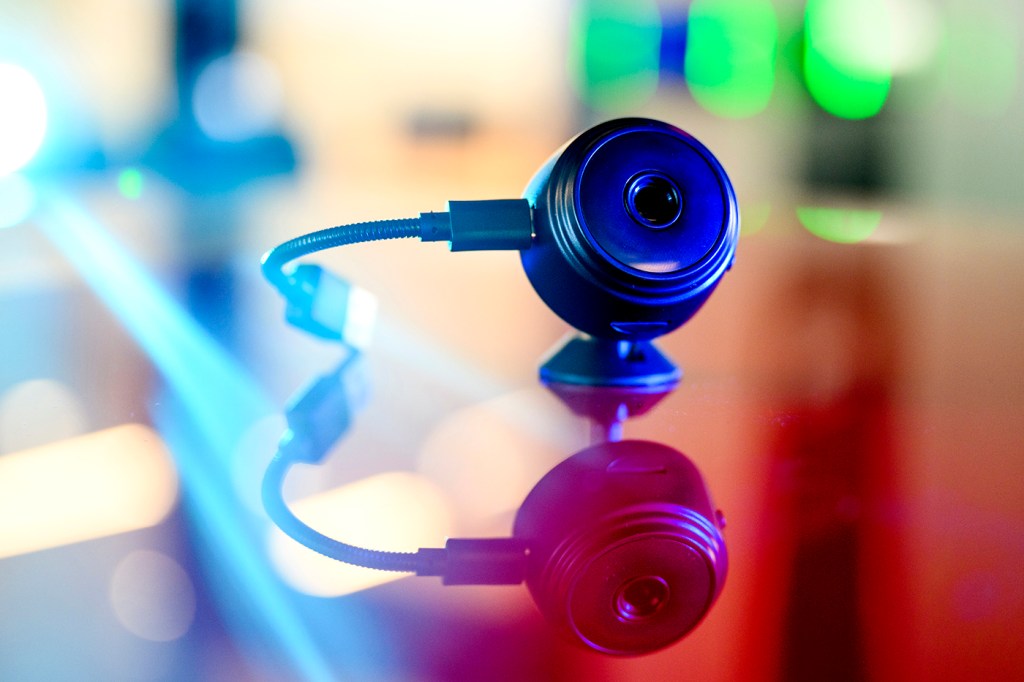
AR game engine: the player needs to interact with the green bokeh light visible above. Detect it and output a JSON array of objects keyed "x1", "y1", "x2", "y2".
[
  {"x1": 117, "y1": 168, "x2": 144, "y2": 200},
  {"x1": 804, "y1": 0, "x2": 892, "y2": 119},
  {"x1": 739, "y1": 202, "x2": 771, "y2": 236},
  {"x1": 568, "y1": 0, "x2": 661, "y2": 111},
  {"x1": 797, "y1": 206, "x2": 881, "y2": 244},
  {"x1": 685, "y1": 0, "x2": 778, "y2": 118}
]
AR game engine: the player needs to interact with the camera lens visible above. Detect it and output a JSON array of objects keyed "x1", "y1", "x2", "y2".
[
  {"x1": 615, "y1": 575, "x2": 670, "y2": 621},
  {"x1": 625, "y1": 173, "x2": 682, "y2": 228},
  {"x1": 563, "y1": 125, "x2": 732, "y2": 276}
]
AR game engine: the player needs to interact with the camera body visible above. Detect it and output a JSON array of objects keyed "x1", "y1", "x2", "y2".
[
  {"x1": 522, "y1": 118, "x2": 739, "y2": 341},
  {"x1": 513, "y1": 439, "x2": 728, "y2": 656}
]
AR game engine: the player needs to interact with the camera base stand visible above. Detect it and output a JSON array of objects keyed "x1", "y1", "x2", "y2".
[{"x1": 539, "y1": 334, "x2": 681, "y2": 388}]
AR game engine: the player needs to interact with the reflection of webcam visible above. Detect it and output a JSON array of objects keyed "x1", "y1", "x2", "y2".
[{"x1": 514, "y1": 439, "x2": 727, "y2": 656}]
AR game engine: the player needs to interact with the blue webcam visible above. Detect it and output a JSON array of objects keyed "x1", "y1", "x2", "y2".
[
  {"x1": 523, "y1": 118, "x2": 738, "y2": 387},
  {"x1": 523, "y1": 118, "x2": 738, "y2": 343},
  {"x1": 262, "y1": 117, "x2": 739, "y2": 387}
]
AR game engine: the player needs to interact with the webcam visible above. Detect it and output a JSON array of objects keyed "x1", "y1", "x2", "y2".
[
  {"x1": 260, "y1": 118, "x2": 736, "y2": 655},
  {"x1": 521, "y1": 118, "x2": 738, "y2": 385},
  {"x1": 523, "y1": 118, "x2": 738, "y2": 342}
]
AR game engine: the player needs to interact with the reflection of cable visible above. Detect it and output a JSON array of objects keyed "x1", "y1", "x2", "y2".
[
  {"x1": 261, "y1": 351, "x2": 425, "y2": 572},
  {"x1": 264, "y1": 449, "x2": 527, "y2": 579},
  {"x1": 262, "y1": 454, "x2": 428, "y2": 573},
  {"x1": 261, "y1": 351, "x2": 527, "y2": 580}
]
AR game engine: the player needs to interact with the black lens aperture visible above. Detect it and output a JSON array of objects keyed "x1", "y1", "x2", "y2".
[
  {"x1": 615, "y1": 575, "x2": 671, "y2": 622},
  {"x1": 625, "y1": 173, "x2": 683, "y2": 229}
]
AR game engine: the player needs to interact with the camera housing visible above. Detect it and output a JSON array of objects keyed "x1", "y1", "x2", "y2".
[
  {"x1": 522, "y1": 118, "x2": 739, "y2": 341},
  {"x1": 513, "y1": 439, "x2": 728, "y2": 656}
]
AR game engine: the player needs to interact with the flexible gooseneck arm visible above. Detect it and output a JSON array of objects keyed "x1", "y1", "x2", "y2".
[
  {"x1": 261, "y1": 218, "x2": 422, "y2": 292},
  {"x1": 262, "y1": 449, "x2": 440, "y2": 573},
  {"x1": 261, "y1": 199, "x2": 534, "y2": 293}
]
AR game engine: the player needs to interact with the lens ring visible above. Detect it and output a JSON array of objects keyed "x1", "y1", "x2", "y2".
[{"x1": 624, "y1": 172, "x2": 683, "y2": 229}]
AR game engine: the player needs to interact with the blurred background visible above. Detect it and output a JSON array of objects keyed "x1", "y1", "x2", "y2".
[{"x1": 1, "y1": 0, "x2": 1022, "y2": 679}]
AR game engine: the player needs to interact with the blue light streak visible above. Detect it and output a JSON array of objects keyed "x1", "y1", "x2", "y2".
[{"x1": 35, "y1": 193, "x2": 372, "y2": 682}]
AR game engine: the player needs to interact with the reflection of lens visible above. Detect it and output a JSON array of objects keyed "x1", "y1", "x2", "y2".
[
  {"x1": 625, "y1": 173, "x2": 683, "y2": 228},
  {"x1": 615, "y1": 575, "x2": 670, "y2": 621}
]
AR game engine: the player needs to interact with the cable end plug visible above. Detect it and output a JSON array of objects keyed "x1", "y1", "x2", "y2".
[
  {"x1": 420, "y1": 199, "x2": 533, "y2": 251},
  {"x1": 416, "y1": 538, "x2": 528, "y2": 585},
  {"x1": 279, "y1": 264, "x2": 378, "y2": 347}
]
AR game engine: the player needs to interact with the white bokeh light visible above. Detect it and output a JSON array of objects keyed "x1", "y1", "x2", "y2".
[
  {"x1": 0, "y1": 63, "x2": 47, "y2": 176},
  {"x1": 0, "y1": 173, "x2": 36, "y2": 229},
  {"x1": 109, "y1": 550, "x2": 197, "y2": 642},
  {"x1": 0, "y1": 379, "x2": 88, "y2": 454},
  {"x1": 192, "y1": 50, "x2": 283, "y2": 142}
]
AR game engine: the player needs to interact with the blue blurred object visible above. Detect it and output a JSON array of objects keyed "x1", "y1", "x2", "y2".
[
  {"x1": 145, "y1": 0, "x2": 295, "y2": 195},
  {"x1": 657, "y1": 10, "x2": 689, "y2": 82}
]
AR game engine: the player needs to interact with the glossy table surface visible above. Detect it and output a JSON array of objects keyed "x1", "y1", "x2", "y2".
[{"x1": 1, "y1": 167, "x2": 1022, "y2": 680}]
